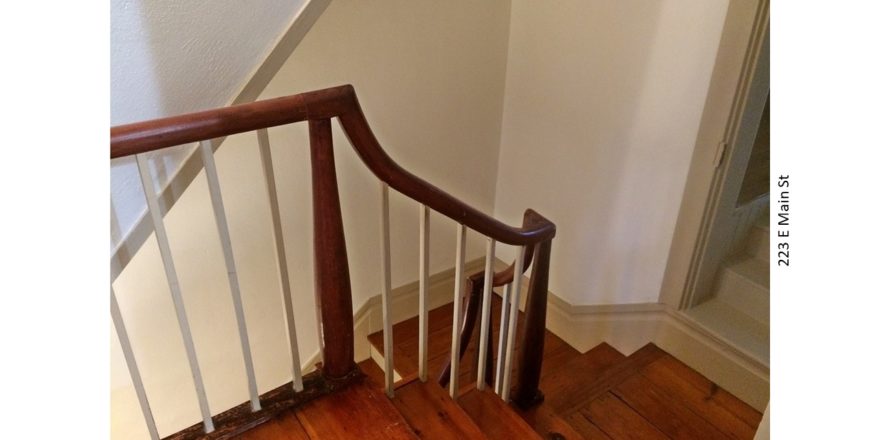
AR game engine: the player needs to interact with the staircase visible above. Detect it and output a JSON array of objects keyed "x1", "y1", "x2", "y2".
[
  {"x1": 110, "y1": 85, "x2": 761, "y2": 439},
  {"x1": 688, "y1": 214, "x2": 770, "y2": 365},
  {"x1": 242, "y1": 297, "x2": 763, "y2": 439}
]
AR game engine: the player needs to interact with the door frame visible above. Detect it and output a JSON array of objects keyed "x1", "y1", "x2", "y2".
[{"x1": 659, "y1": 0, "x2": 770, "y2": 309}]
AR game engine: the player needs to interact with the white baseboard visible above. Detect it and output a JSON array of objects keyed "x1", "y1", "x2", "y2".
[{"x1": 353, "y1": 257, "x2": 769, "y2": 411}]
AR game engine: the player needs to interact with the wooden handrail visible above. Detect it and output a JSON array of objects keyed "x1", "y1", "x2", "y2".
[
  {"x1": 111, "y1": 84, "x2": 556, "y2": 246},
  {"x1": 112, "y1": 85, "x2": 555, "y2": 421}
]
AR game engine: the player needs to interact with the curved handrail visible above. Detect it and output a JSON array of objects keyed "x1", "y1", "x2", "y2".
[{"x1": 111, "y1": 85, "x2": 555, "y2": 246}]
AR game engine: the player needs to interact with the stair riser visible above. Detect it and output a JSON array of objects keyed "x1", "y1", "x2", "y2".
[{"x1": 715, "y1": 269, "x2": 769, "y2": 325}]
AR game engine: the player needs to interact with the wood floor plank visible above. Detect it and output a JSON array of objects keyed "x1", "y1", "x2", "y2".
[
  {"x1": 517, "y1": 403, "x2": 587, "y2": 440},
  {"x1": 240, "y1": 413, "x2": 311, "y2": 440},
  {"x1": 563, "y1": 412, "x2": 612, "y2": 440},
  {"x1": 458, "y1": 388, "x2": 543, "y2": 440},
  {"x1": 640, "y1": 355, "x2": 758, "y2": 439},
  {"x1": 542, "y1": 343, "x2": 627, "y2": 413},
  {"x1": 392, "y1": 379, "x2": 488, "y2": 439},
  {"x1": 580, "y1": 392, "x2": 670, "y2": 440},
  {"x1": 295, "y1": 380, "x2": 417, "y2": 439},
  {"x1": 612, "y1": 374, "x2": 729, "y2": 440},
  {"x1": 646, "y1": 355, "x2": 763, "y2": 428}
]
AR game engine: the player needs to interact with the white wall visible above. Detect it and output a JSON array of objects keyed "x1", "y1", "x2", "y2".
[
  {"x1": 110, "y1": 0, "x2": 307, "y2": 246},
  {"x1": 111, "y1": 0, "x2": 513, "y2": 437},
  {"x1": 493, "y1": 0, "x2": 729, "y2": 306}
]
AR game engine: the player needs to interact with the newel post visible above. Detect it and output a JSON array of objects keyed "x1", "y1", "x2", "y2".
[
  {"x1": 512, "y1": 238, "x2": 552, "y2": 408},
  {"x1": 309, "y1": 119, "x2": 356, "y2": 379}
]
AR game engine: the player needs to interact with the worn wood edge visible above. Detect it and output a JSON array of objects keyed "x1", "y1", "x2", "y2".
[
  {"x1": 110, "y1": 0, "x2": 331, "y2": 281},
  {"x1": 541, "y1": 290, "x2": 769, "y2": 411},
  {"x1": 358, "y1": 257, "x2": 768, "y2": 411},
  {"x1": 352, "y1": 258, "x2": 484, "y2": 381},
  {"x1": 163, "y1": 367, "x2": 362, "y2": 440}
]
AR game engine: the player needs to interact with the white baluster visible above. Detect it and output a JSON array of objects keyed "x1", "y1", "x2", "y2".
[
  {"x1": 418, "y1": 205, "x2": 430, "y2": 382},
  {"x1": 476, "y1": 238, "x2": 495, "y2": 390},
  {"x1": 199, "y1": 140, "x2": 261, "y2": 410},
  {"x1": 449, "y1": 224, "x2": 467, "y2": 398},
  {"x1": 494, "y1": 283, "x2": 511, "y2": 395},
  {"x1": 136, "y1": 155, "x2": 214, "y2": 433},
  {"x1": 380, "y1": 183, "x2": 394, "y2": 397},
  {"x1": 257, "y1": 129, "x2": 304, "y2": 391},
  {"x1": 501, "y1": 246, "x2": 526, "y2": 402},
  {"x1": 111, "y1": 288, "x2": 160, "y2": 440}
]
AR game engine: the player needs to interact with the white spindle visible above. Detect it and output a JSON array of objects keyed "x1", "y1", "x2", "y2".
[
  {"x1": 111, "y1": 288, "x2": 160, "y2": 440},
  {"x1": 199, "y1": 141, "x2": 261, "y2": 410},
  {"x1": 136, "y1": 155, "x2": 214, "y2": 433},
  {"x1": 501, "y1": 246, "x2": 526, "y2": 402},
  {"x1": 449, "y1": 224, "x2": 467, "y2": 398},
  {"x1": 476, "y1": 238, "x2": 495, "y2": 390},
  {"x1": 494, "y1": 283, "x2": 511, "y2": 395},
  {"x1": 418, "y1": 205, "x2": 430, "y2": 382},
  {"x1": 257, "y1": 129, "x2": 304, "y2": 391},
  {"x1": 379, "y1": 183, "x2": 394, "y2": 397}
]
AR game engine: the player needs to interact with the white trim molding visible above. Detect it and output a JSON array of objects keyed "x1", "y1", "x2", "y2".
[
  {"x1": 351, "y1": 257, "x2": 769, "y2": 411},
  {"x1": 111, "y1": 0, "x2": 332, "y2": 282}
]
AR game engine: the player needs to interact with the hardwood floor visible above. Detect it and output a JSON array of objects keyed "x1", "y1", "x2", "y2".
[
  {"x1": 243, "y1": 296, "x2": 762, "y2": 439},
  {"x1": 367, "y1": 296, "x2": 763, "y2": 440}
]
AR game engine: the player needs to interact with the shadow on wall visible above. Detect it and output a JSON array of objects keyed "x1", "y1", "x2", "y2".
[
  {"x1": 110, "y1": 0, "x2": 307, "y2": 246},
  {"x1": 493, "y1": 0, "x2": 730, "y2": 306}
]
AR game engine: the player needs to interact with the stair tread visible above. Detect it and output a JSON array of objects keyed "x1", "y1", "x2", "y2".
[
  {"x1": 294, "y1": 379, "x2": 418, "y2": 439},
  {"x1": 515, "y1": 402, "x2": 587, "y2": 440},
  {"x1": 640, "y1": 354, "x2": 762, "y2": 438},
  {"x1": 612, "y1": 374, "x2": 730, "y2": 439},
  {"x1": 458, "y1": 388, "x2": 543, "y2": 440},
  {"x1": 392, "y1": 377, "x2": 489, "y2": 439},
  {"x1": 685, "y1": 299, "x2": 769, "y2": 366},
  {"x1": 725, "y1": 253, "x2": 770, "y2": 289},
  {"x1": 542, "y1": 343, "x2": 628, "y2": 413}
]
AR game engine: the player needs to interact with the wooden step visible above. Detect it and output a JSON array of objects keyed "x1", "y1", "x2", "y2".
[
  {"x1": 458, "y1": 387, "x2": 543, "y2": 440},
  {"x1": 515, "y1": 403, "x2": 586, "y2": 440},
  {"x1": 244, "y1": 374, "x2": 418, "y2": 440},
  {"x1": 541, "y1": 343, "x2": 627, "y2": 414},
  {"x1": 392, "y1": 378, "x2": 489, "y2": 439}
]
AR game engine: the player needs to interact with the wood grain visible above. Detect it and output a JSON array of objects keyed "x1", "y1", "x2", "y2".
[
  {"x1": 164, "y1": 368, "x2": 360, "y2": 440},
  {"x1": 295, "y1": 380, "x2": 417, "y2": 439},
  {"x1": 458, "y1": 388, "x2": 543, "y2": 439},
  {"x1": 612, "y1": 374, "x2": 728, "y2": 439},
  {"x1": 392, "y1": 377, "x2": 489, "y2": 439},
  {"x1": 579, "y1": 393, "x2": 669, "y2": 440},
  {"x1": 640, "y1": 355, "x2": 759, "y2": 439}
]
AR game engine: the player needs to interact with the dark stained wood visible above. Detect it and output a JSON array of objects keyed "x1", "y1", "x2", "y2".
[
  {"x1": 309, "y1": 118, "x2": 355, "y2": 379},
  {"x1": 241, "y1": 413, "x2": 310, "y2": 440},
  {"x1": 564, "y1": 412, "x2": 612, "y2": 440},
  {"x1": 391, "y1": 377, "x2": 489, "y2": 439},
  {"x1": 111, "y1": 85, "x2": 556, "y2": 246},
  {"x1": 358, "y1": 358, "x2": 387, "y2": 390},
  {"x1": 552, "y1": 344, "x2": 665, "y2": 415},
  {"x1": 541, "y1": 343, "x2": 627, "y2": 413},
  {"x1": 612, "y1": 374, "x2": 729, "y2": 440},
  {"x1": 579, "y1": 393, "x2": 670, "y2": 440},
  {"x1": 642, "y1": 355, "x2": 763, "y2": 429},
  {"x1": 439, "y1": 278, "x2": 490, "y2": 387},
  {"x1": 513, "y1": 239, "x2": 552, "y2": 408},
  {"x1": 110, "y1": 86, "x2": 353, "y2": 158},
  {"x1": 458, "y1": 388, "x2": 543, "y2": 440},
  {"x1": 335, "y1": 91, "x2": 555, "y2": 246},
  {"x1": 295, "y1": 380, "x2": 417, "y2": 439},
  {"x1": 516, "y1": 404, "x2": 588, "y2": 440},
  {"x1": 164, "y1": 368, "x2": 360, "y2": 440}
]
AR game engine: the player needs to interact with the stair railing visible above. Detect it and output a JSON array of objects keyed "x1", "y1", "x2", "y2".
[{"x1": 111, "y1": 85, "x2": 555, "y2": 438}]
